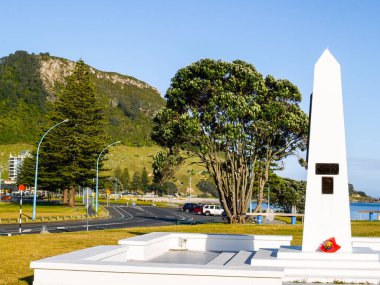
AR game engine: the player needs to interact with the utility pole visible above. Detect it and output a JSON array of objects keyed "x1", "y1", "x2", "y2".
[
  {"x1": 0, "y1": 165, "x2": 2, "y2": 203},
  {"x1": 19, "y1": 184, "x2": 26, "y2": 235},
  {"x1": 96, "y1": 141, "x2": 121, "y2": 212}
]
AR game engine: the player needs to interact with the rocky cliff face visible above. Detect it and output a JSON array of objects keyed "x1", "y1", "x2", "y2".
[
  {"x1": 39, "y1": 57, "x2": 75, "y2": 99},
  {"x1": 39, "y1": 56, "x2": 160, "y2": 100},
  {"x1": 0, "y1": 51, "x2": 165, "y2": 145}
]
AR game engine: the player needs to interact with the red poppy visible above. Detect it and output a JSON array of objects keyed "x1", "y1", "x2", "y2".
[{"x1": 320, "y1": 237, "x2": 341, "y2": 253}]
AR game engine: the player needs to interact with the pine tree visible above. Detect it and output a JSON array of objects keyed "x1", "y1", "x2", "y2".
[
  {"x1": 115, "y1": 166, "x2": 122, "y2": 181},
  {"x1": 131, "y1": 171, "x2": 140, "y2": 192},
  {"x1": 141, "y1": 167, "x2": 149, "y2": 192},
  {"x1": 121, "y1": 167, "x2": 130, "y2": 191},
  {"x1": 17, "y1": 155, "x2": 35, "y2": 186},
  {"x1": 39, "y1": 59, "x2": 109, "y2": 206}
]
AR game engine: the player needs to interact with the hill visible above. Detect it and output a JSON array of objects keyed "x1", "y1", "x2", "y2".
[
  {"x1": 0, "y1": 144, "x2": 208, "y2": 195},
  {"x1": 0, "y1": 51, "x2": 165, "y2": 146},
  {"x1": 349, "y1": 183, "x2": 377, "y2": 202}
]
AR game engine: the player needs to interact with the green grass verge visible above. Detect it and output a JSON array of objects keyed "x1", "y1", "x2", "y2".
[
  {"x1": 0, "y1": 202, "x2": 87, "y2": 220},
  {"x1": 1, "y1": 221, "x2": 379, "y2": 285},
  {"x1": 0, "y1": 202, "x2": 109, "y2": 223}
]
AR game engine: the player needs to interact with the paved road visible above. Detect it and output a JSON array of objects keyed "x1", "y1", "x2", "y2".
[{"x1": 0, "y1": 205, "x2": 222, "y2": 235}]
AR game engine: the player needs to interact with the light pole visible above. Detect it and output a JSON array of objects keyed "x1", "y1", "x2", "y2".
[
  {"x1": 95, "y1": 141, "x2": 121, "y2": 212},
  {"x1": 33, "y1": 119, "x2": 69, "y2": 220},
  {"x1": 187, "y1": 170, "x2": 206, "y2": 201},
  {"x1": 0, "y1": 165, "x2": 2, "y2": 203}
]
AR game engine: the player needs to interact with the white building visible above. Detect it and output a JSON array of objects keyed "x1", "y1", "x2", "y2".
[{"x1": 9, "y1": 150, "x2": 30, "y2": 181}]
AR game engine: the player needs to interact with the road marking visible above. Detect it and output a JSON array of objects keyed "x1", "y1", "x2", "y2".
[
  {"x1": 117, "y1": 207, "x2": 134, "y2": 220},
  {"x1": 111, "y1": 207, "x2": 125, "y2": 219},
  {"x1": 22, "y1": 229, "x2": 32, "y2": 233},
  {"x1": 44, "y1": 206, "x2": 133, "y2": 232},
  {"x1": 158, "y1": 208, "x2": 187, "y2": 220},
  {"x1": 134, "y1": 206, "x2": 144, "y2": 212}
]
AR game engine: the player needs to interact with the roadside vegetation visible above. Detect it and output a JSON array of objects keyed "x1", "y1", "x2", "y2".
[
  {"x1": 1, "y1": 222, "x2": 379, "y2": 285},
  {"x1": 0, "y1": 202, "x2": 93, "y2": 223}
]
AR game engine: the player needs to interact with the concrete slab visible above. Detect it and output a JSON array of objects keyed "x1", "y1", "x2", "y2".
[
  {"x1": 31, "y1": 233, "x2": 287, "y2": 285},
  {"x1": 148, "y1": 250, "x2": 219, "y2": 265}
]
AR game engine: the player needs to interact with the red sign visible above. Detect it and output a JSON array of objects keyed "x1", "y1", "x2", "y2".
[{"x1": 18, "y1": 184, "x2": 26, "y2": 191}]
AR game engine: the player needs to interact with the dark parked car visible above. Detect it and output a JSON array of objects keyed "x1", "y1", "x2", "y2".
[{"x1": 181, "y1": 203, "x2": 199, "y2": 213}]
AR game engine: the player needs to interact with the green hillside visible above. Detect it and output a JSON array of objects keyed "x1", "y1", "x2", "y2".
[
  {"x1": 0, "y1": 51, "x2": 165, "y2": 146},
  {"x1": 0, "y1": 144, "x2": 207, "y2": 195},
  {"x1": 0, "y1": 51, "x2": 211, "y2": 194},
  {"x1": 101, "y1": 145, "x2": 208, "y2": 195}
]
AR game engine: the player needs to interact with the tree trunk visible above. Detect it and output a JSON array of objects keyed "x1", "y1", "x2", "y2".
[
  {"x1": 205, "y1": 151, "x2": 256, "y2": 224},
  {"x1": 254, "y1": 160, "x2": 271, "y2": 213},
  {"x1": 63, "y1": 189, "x2": 69, "y2": 205},
  {"x1": 68, "y1": 187, "x2": 76, "y2": 207}
]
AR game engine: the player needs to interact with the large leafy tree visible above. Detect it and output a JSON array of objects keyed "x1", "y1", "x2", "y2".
[
  {"x1": 152, "y1": 59, "x2": 307, "y2": 223},
  {"x1": 268, "y1": 174, "x2": 306, "y2": 213},
  {"x1": 35, "y1": 60, "x2": 109, "y2": 206},
  {"x1": 197, "y1": 179, "x2": 218, "y2": 197},
  {"x1": 253, "y1": 75, "x2": 309, "y2": 211},
  {"x1": 152, "y1": 150, "x2": 183, "y2": 185}
]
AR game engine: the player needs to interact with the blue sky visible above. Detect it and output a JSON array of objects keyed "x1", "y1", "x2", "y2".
[{"x1": 1, "y1": 0, "x2": 380, "y2": 197}]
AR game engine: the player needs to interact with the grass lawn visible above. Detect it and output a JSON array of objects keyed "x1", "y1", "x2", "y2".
[
  {"x1": 0, "y1": 202, "x2": 87, "y2": 221},
  {"x1": 1, "y1": 221, "x2": 379, "y2": 285}
]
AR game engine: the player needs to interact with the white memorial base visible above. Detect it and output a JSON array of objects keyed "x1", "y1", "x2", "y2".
[
  {"x1": 252, "y1": 237, "x2": 380, "y2": 283},
  {"x1": 31, "y1": 232, "x2": 380, "y2": 285}
]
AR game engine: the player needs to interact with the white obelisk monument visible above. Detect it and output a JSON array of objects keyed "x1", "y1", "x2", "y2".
[{"x1": 302, "y1": 49, "x2": 352, "y2": 253}]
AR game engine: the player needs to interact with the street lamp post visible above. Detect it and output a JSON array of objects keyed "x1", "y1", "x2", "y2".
[
  {"x1": 32, "y1": 119, "x2": 69, "y2": 220},
  {"x1": 0, "y1": 166, "x2": 2, "y2": 203},
  {"x1": 95, "y1": 141, "x2": 121, "y2": 212},
  {"x1": 187, "y1": 170, "x2": 206, "y2": 201}
]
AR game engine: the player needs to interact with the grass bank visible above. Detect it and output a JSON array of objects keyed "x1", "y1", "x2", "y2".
[
  {"x1": 0, "y1": 203, "x2": 86, "y2": 220},
  {"x1": 0, "y1": 202, "x2": 110, "y2": 224},
  {"x1": 1, "y1": 221, "x2": 379, "y2": 285}
]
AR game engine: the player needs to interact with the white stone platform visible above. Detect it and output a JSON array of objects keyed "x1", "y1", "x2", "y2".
[
  {"x1": 31, "y1": 232, "x2": 291, "y2": 285},
  {"x1": 251, "y1": 240, "x2": 380, "y2": 284},
  {"x1": 118, "y1": 232, "x2": 292, "y2": 260},
  {"x1": 30, "y1": 233, "x2": 380, "y2": 284}
]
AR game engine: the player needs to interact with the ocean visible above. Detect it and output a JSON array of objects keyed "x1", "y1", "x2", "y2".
[
  {"x1": 250, "y1": 201, "x2": 380, "y2": 221},
  {"x1": 350, "y1": 202, "x2": 380, "y2": 220}
]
